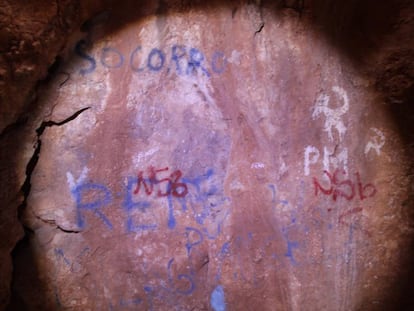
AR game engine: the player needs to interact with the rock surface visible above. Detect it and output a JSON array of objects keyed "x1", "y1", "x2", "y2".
[{"x1": 1, "y1": 0, "x2": 413, "y2": 310}]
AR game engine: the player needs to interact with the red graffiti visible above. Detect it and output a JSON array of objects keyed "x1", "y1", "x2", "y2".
[
  {"x1": 338, "y1": 207, "x2": 371, "y2": 236},
  {"x1": 313, "y1": 170, "x2": 377, "y2": 202},
  {"x1": 134, "y1": 166, "x2": 188, "y2": 198}
]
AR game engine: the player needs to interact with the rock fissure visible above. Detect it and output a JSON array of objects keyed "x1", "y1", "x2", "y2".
[
  {"x1": 7, "y1": 106, "x2": 90, "y2": 308},
  {"x1": 19, "y1": 107, "x2": 90, "y2": 220},
  {"x1": 33, "y1": 214, "x2": 81, "y2": 234},
  {"x1": 0, "y1": 116, "x2": 28, "y2": 141},
  {"x1": 255, "y1": 22, "x2": 265, "y2": 35},
  {"x1": 16, "y1": 106, "x2": 91, "y2": 234},
  {"x1": 283, "y1": 0, "x2": 305, "y2": 15}
]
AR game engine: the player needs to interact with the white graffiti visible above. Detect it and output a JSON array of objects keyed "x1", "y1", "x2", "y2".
[
  {"x1": 133, "y1": 146, "x2": 159, "y2": 167},
  {"x1": 304, "y1": 145, "x2": 348, "y2": 176},
  {"x1": 312, "y1": 86, "x2": 349, "y2": 142},
  {"x1": 304, "y1": 146, "x2": 320, "y2": 176},
  {"x1": 323, "y1": 146, "x2": 348, "y2": 176},
  {"x1": 364, "y1": 128, "x2": 385, "y2": 156},
  {"x1": 251, "y1": 162, "x2": 265, "y2": 169},
  {"x1": 66, "y1": 166, "x2": 89, "y2": 191}
]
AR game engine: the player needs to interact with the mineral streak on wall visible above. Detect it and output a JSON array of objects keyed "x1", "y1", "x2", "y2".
[{"x1": 1, "y1": 0, "x2": 413, "y2": 310}]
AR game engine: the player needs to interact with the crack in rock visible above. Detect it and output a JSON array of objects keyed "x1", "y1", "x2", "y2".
[
  {"x1": 34, "y1": 214, "x2": 81, "y2": 234},
  {"x1": 7, "y1": 106, "x2": 90, "y2": 308},
  {"x1": 19, "y1": 107, "x2": 90, "y2": 221},
  {"x1": 255, "y1": 22, "x2": 265, "y2": 35},
  {"x1": 0, "y1": 116, "x2": 28, "y2": 141}
]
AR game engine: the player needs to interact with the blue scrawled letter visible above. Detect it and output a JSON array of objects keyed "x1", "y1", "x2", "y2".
[
  {"x1": 75, "y1": 40, "x2": 96, "y2": 75},
  {"x1": 72, "y1": 183, "x2": 113, "y2": 229}
]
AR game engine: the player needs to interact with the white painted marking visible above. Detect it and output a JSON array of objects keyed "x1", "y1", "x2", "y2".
[
  {"x1": 227, "y1": 50, "x2": 241, "y2": 65},
  {"x1": 66, "y1": 166, "x2": 89, "y2": 190},
  {"x1": 312, "y1": 86, "x2": 349, "y2": 142},
  {"x1": 365, "y1": 128, "x2": 385, "y2": 156},
  {"x1": 133, "y1": 147, "x2": 159, "y2": 167},
  {"x1": 251, "y1": 162, "x2": 265, "y2": 169},
  {"x1": 323, "y1": 146, "x2": 348, "y2": 175},
  {"x1": 304, "y1": 146, "x2": 320, "y2": 176},
  {"x1": 279, "y1": 157, "x2": 288, "y2": 176}
]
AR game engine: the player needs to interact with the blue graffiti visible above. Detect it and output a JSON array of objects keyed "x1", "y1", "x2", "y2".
[
  {"x1": 215, "y1": 241, "x2": 231, "y2": 281},
  {"x1": 185, "y1": 227, "x2": 204, "y2": 256},
  {"x1": 202, "y1": 209, "x2": 230, "y2": 240},
  {"x1": 211, "y1": 285, "x2": 226, "y2": 311},
  {"x1": 71, "y1": 183, "x2": 113, "y2": 229},
  {"x1": 187, "y1": 48, "x2": 210, "y2": 77},
  {"x1": 54, "y1": 248, "x2": 70, "y2": 266},
  {"x1": 220, "y1": 242, "x2": 231, "y2": 257},
  {"x1": 143, "y1": 286, "x2": 154, "y2": 311},
  {"x1": 182, "y1": 169, "x2": 227, "y2": 224},
  {"x1": 75, "y1": 40, "x2": 96, "y2": 75},
  {"x1": 147, "y1": 48, "x2": 165, "y2": 71},
  {"x1": 211, "y1": 51, "x2": 227, "y2": 74},
  {"x1": 171, "y1": 45, "x2": 186, "y2": 74},
  {"x1": 282, "y1": 227, "x2": 300, "y2": 265},
  {"x1": 165, "y1": 258, "x2": 195, "y2": 296},
  {"x1": 269, "y1": 180, "x2": 342, "y2": 266},
  {"x1": 69, "y1": 168, "x2": 229, "y2": 238},
  {"x1": 123, "y1": 177, "x2": 157, "y2": 232},
  {"x1": 166, "y1": 193, "x2": 178, "y2": 229},
  {"x1": 119, "y1": 298, "x2": 142, "y2": 307},
  {"x1": 75, "y1": 41, "x2": 227, "y2": 76},
  {"x1": 268, "y1": 184, "x2": 289, "y2": 206},
  {"x1": 163, "y1": 169, "x2": 230, "y2": 236},
  {"x1": 269, "y1": 184, "x2": 301, "y2": 265}
]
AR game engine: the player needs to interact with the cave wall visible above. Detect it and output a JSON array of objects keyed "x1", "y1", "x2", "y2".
[{"x1": 1, "y1": 0, "x2": 413, "y2": 310}]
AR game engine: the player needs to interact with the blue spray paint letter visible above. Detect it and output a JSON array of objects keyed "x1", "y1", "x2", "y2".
[
  {"x1": 72, "y1": 183, "x2": 113, "y2": 229},
  {"x1": 54, "y1": 248, "x2": 70, "y2": 266},
  {"x1": 171, "y1": 45, "x2": 186, "y2": 74},
  {"x1": 187, "y1": 48, "x2": 210, "y2": 77},
  {"x1": 185, "y1": 227, "x2": 204, "y2": 256},
  {"x1": 147, "y1": 48, "x2": 165, "y2": 71},
  {"x1": 211, "y1": 51, "x2": 227, "y2": 74},
  {"x1": 166, "y1": 258, "x2": 195, "y2": 295},
  {"x1": 75, "y1": 40, "x2": 96, "y2": 75},
  {"x1": 282, "y1": 227, "x2": 299, "y2": 265},
  {"x1": 124, "y1": 177, "x2": 157, "y2": 232}
]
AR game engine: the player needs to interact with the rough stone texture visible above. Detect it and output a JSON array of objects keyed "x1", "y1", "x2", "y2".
[{"x1": 1, "y1": 0, "x2": 413, "y2": 310}]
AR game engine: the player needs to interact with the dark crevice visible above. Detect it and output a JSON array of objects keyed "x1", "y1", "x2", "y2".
[
  {"x1": 199, "y1": 255, "x2": 210, "y2": 270},
  {"x1": 8, "y1": 106, "x2": 90, "y2": 309},
  {"x1": 254, "y1": 1, "x2": 265, "y2": 36},
  {"x1": 0, "y1": 116, "x2": 28, "y2": 141},
  {"x1": 34, "y1": 214, "x2": 81, "y2": 234},
  {"x1": 36, "y1": 107, "x2": 90, "y2": 136},
  {"x1": 254, "y1": 22, "x2": 265, "y2": 35},
  {"x1": 18, "y1": 107, "x2": 90, "y2": 220},
  {"x1": 232, "y1": 7, "x2": 238, "y2": 18},
  {"x1": 56, "y1": 226, "x2": 81, "y2": 234},
  {"x1": 20, "y1": 106, "x2": 90, "y2": 215},
  {"x1": 1, "y1": 54, "x2": 64, "y2": 141},
  {"x1": 80, "y1": 10, "x2": 111, "y2": 32}
]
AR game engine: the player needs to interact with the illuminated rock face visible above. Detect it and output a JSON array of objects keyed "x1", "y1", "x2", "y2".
[{"x1": 1, "y1": 1, "x2": 413, "y2": 310}]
